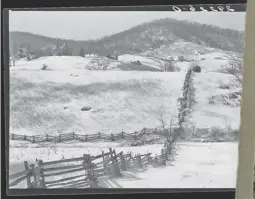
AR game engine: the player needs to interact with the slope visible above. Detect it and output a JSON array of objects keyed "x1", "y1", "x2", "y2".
[
  {"x1": 10, "y1": 57, "x2": 185, "y2": 136},
  {"x1": 9, "y1": 18, "x2": 244, "y2": 57}
]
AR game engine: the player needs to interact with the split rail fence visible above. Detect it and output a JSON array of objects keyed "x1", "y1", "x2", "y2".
[
  {"x1": 10, "y1": 128, "x2": 166, "y2": 144},
  {"x1": 9, "y1": 142, "x2": 175, "y2": 189}
]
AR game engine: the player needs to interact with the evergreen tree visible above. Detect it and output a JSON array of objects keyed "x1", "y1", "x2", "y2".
[{"x1": 79, "y1": 47, "x2": 85, "y2": 57}]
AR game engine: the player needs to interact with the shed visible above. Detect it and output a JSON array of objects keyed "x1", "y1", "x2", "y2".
[{"x1": 193, "y1": 65, "x2": 201, "y2": 73}]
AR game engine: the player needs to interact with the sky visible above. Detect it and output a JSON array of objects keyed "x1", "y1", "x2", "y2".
[{"x1": 9, "y1": 11, "x2": 246, "y2": 41}]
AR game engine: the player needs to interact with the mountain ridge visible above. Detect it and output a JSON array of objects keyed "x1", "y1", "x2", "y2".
[{"x1": 9, "y1": 18, "x2": 244, "y2": 57}]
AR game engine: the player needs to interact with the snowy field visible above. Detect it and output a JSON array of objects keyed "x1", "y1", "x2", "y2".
[
  {"x1": 190, "y1": 72, "x2": 241, "y2": 130},
  {"x1": 10, "y1": 57, "x2": 185, "y2": 136},
  {"x1": 9, "y1": 142, "x2": 238, "y2": 188},
  {"x1": 10, "y1": 51, "x2": 241, "y2": 136}
]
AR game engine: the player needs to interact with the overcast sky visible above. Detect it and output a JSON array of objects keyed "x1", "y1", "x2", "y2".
[{"x1": 9, "y1": 11, "x2": 246, "y2": 41}]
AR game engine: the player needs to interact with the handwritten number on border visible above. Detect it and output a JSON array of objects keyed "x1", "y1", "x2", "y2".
[
  {"x1": 210, "y1": 7, "x2": 218, "y2": 12},
  {"x1": 226, "y1": 5, "x2": 235, "y2": 12},
  {"x1": 172, "y1": 6, "x2": 181, "y2": 12},
  {"x1": 200, "y1": 7, "x2": 208, "y2": 12},
  {"x1": 218, "y1": 6, "x2": 225, "y2": 12},
  {"x1": 172, "y1": 5, "x2": 236, "y2": 12},
  {"x1": 189, "y1": 5, "x2": 195, "y2": 11}
]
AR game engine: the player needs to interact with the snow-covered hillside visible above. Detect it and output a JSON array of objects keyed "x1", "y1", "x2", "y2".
[
  {"x1": 189, "y1": 72, "x2": 241, "y2": 130},
  {"x1": 143, "y1": 40, "x2": 215, "y2": 58},
  {"x1": 10, "y1": 58, "x2": 185, "y2": 136},
  {"x1": 10, "y1": 46, "x2": 241, "y2": 136}
]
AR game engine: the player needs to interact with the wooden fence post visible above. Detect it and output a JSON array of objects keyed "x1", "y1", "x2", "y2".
[
  {"x1": 24, "y1": 135, "x2": 27, "y2": 141},
  {"x1": 59, "y1": 134, "x2": 61, "y2": 142},
  {"x1": 24, "y1": 161, "x2": 32, "y2": 188},
  {"x1": 125, "y1": 154, "x2": 131, "y2": 169},
  {"x1": 98, "y1": 132, "x2": 101, "y2": 139},
  {"x1": 11, "y1": 133, "x2": 14, "y2": 140},
  {"x1": 32, "y1": 136, "x2": 35, "y2": 143},
  {"x1": 121, "y1": 131, "x2": 124, "y2": 138},
  {"x1": 31, "y1": 163, "x2": 41, "y2": 188},
  {"x1": 85, "y1": 134, "x2": 88, "y2": 142},
  {"x1": 136, "y1": 154, "x2": 143, "y2": 168},
  {"x1": 109, "y1": 148, "x2": 121, "y2": 177},
  {"x1": 120, "y1": 152, "x2": 127, "y2": 171},
  {"x1": 45, "y1": 134, "x2": 48, "y2": 141},
  {"x1": 109, "y1": 148, "x2": 114, "y2": 162},
  {"x1": 72, "y1": 132, "x2": 75, "y2": 139},
  {"x1": 83, "y1": 154, "x2": 98, "y2": 188},
  {"x1": 38, "y1": 160, "x2": 46, "y2": 188},
  {"x1": 30, "y1": 164, "x2": 35, "y2": 187},
  {"x1": 102, "y1": 151, "x2": 107, "y2": 174}
]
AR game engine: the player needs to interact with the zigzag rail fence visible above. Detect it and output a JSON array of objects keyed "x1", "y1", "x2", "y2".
[
  {"x1": 9, "y1": 140, "x2": 177, "y2": 189},
  {"x1": 9, "y1": 128, "x2": 166, "y2": 144}
]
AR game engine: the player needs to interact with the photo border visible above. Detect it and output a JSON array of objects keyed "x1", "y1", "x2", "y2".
[
  {"x1": 235, "y1": 0, "x2": 255, "y2": 199},
  {"x1": 1, "y1": 1, "x2": 251, "y2": 198}
]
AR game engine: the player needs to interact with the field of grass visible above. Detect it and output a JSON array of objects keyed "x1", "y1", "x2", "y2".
[{"x1": 10, "y1": 67, "x2": 184, "y2": 136}]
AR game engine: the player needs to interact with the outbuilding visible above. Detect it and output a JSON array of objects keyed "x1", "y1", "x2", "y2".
[{"x1": 193, "y1": 65, "x2": 201, "y2": 73}]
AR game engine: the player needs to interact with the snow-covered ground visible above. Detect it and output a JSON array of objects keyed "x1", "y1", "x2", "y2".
[
  {"x1": 10, "y1": 50, "x2": 241, "y2": 136},
  {"x1": 114, "y1": 142, "x2": 237, "y2": 188},
  {"x1": 191, "y1": 72, "x2": 240, "y2": 130},
  {"x1": 10, "y1": 60, "x2": 184, "y2": 136},
  {"x1": 9, "y1": 142, "x2": 238, "y2": 188}
]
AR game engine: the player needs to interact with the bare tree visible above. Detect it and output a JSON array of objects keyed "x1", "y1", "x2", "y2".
[
  {"x1": 88, "y1": 58, "x2": 111, "y2": 71},
  {"x1": 158, "y1": 106, "x2": 168, "y2": 131},
  {"x1": 157, "y1": 106, "x2": 178, "y2": 142},
  {"x1": 160, "y1": 60, "x2": 180, "y2": 72},
  {"x1": 221, "y1": 55, "x2": 243, "y2": 87}
]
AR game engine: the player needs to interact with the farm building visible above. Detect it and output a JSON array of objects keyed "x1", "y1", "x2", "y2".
[
  {"x1": 51, "y1": 43, "x2": 69, "y2": 56},
  {"x1": 193, "y1": 65, "x2": 201, "y2": 73}
]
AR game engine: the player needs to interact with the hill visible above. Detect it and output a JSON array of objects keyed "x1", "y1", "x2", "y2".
[{"x1": 9, "y1": 18, "x2": 244, "y2": 57}]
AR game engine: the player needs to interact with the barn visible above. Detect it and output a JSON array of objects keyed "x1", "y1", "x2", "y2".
[{"x1": 193, "y1": 65, "x2": 201, "y2": 73}]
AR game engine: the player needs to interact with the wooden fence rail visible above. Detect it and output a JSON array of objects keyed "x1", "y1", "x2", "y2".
[{"x1": 9, "y1": 140, "x2": 176, "y2": 189}]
